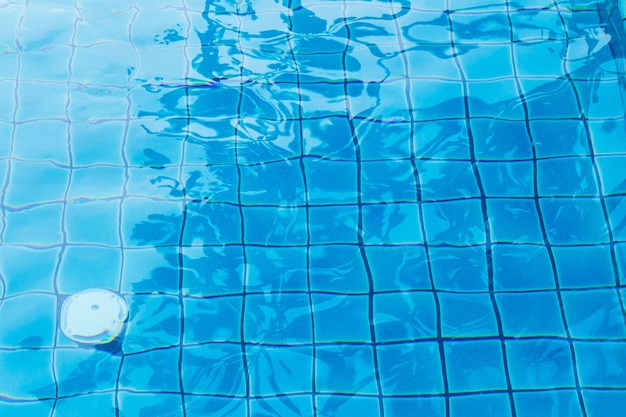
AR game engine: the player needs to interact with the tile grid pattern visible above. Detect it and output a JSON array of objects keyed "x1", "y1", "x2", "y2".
[{"x1": 0, "y1": 0, "x2": 626, "y2": 417}]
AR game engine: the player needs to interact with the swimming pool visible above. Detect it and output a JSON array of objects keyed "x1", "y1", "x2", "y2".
[{"x1": 1, "y1": 0, "x2": 626, "y2": 416}]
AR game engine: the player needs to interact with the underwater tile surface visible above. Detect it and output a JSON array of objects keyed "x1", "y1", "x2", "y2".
[{"x1": 1, "y1": 0, "x2": 626, "y2": 416}]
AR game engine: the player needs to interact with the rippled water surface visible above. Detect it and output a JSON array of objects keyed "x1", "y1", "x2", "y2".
[{"x1": 1, "y1": 0, "x2": 626, "y2": 416}]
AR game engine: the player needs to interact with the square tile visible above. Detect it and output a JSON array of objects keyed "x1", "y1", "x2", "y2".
[
  {"x1": 396, "y1": 10, "x2": 452, "y2": 43},
  {"x1": 57, "y1": 246, "x2": 122, "y2": 293},
  {"x1": 186, "y1": 396, "x2": 246, "y2": 417},
  {"x1": 309, "y1": 245, "x2": 369, "y2": 293},
  {"x1": 506, "y1": 339, "x2": 575, "y2": 389},
  {"x1": 430, "y1": 246, "x2": 488, "y2": 291},
  {"x1": 414, "y1": 119, "x2": 469, "y2": 160},
  {"x1": 410, "y1": 79, "x2": 465, "y2": 120},
  {"x1": 422, "y1": 199, "x2": 486, "y2": 245},
  {"x1": 487, "y1": 198, "x2": 544, "y2": 244},
  {"x1": 240, "y1": 160, "x2": 305, "y2": 205},
  {"x1": 68, "y1": 86, "x2": 129, "y2": 122},
  {"x1": 537, "y1": 157, "x2": 598, "y2": 197},
  {"x1": 514, "y1": 40, "x2": 567, "y2": 76},
  {"x1": 562, "y1": 289, "x2": 626, "y2": 339},
  {"x1": 606, "y1": 196, "x2": 626, "y2": 241},
  {"x1": 182, "y1": 344, "x2": 246, "y2": 395},
  {"x1": 521, "y1": 79, "x2": 581, "y2": 118},
  {"x1": 361, "y1": 160, "x2": 417, "y2": 203},
  {"x1": 0, "y1": 246, "x2": 58, "y2": 295},
  {"x1": 417, "y1": 160, "x2": 480, "y2": 201},
  {"x1": 19, "y1": 5, "x2": 76, "y2": 49},
  {"x1": 362, "y1": 203, "x2": 423, "y2": 245},
  {"x1": 378, "y1": 342, "x2": 444, "y2": 395},
  {"x1": 458, "y1": 44, "x2": 513, "y2": 79},
  {"x1": 384, "y1": 397, "x2": 446, "y2": 417},
  {"x1": 575, "y1": 341, "x2": 626, "y2": 387},
  {"x1": 351, "y1": 80, "x2": 409, "y2": 122},
  {"x1": 493, "y1": 244, "x2": 555, "y2": 291},
  {"x1": 0, "y1": 350, "x2": 55, "y2": 399},
  {"x1": 182, "y1": 246, "x2": 244, "y2": 296},
  {"x1": 245, "y1": 246, "x2": 307, "y2": 291},
  {"x1": 236, "y1": 119, "x2": 301, "y2": 163},
  {"x1": 118, "y1": 393, "x2": 182, "y2": 417},
  {"x1": 367, "y1": 245, "x2": 431, "y2": 291},
  {"x1": 126, "y1": 167, "x2": 182, "y2": 199},
  {"x1": 497, "y1": 292, "x2": 566, "y2": 337},
  {"x1": 304, "y1": 159, "x2": 357, "y2": 205},
  {"x1": 478, "y1": 161, "x2": 534, "y2": 197},
  {"x1": 374, "y1": 291, "x2": 437, "y2": 341},
  {"x1": 472, "y1": 119, "x2": 532, "y2": 161},
  {"x1": 72, "y1": 43, "x2": 136, "y2": 86},
  {"x1": 248, "y1": 346, "x2": 312, "y2": 396},
  {"x1": 514, "y1": 390, "x2": 583, "y2": 417},
  {"x1": 589, "y1": 119, "x2": 626, "y2": 154},
  {"x1": 75, "y1": 8, "x2": 135, "y2": 46},
  {"x1": 65, "y1": 200, "x2": 120, "y2": 245},
  {"x1": 55, "y1": 348, "x2": 121, "y2": 396},
  {"x1": 0, "y1": 81, "x2": 15, "y2": 121},
  {"x1": 597, "y1": 156, "x2": 626, "y2": 195},
  {"x1": 55, "y1": 393, "x2": 117, "y2": 417},
  {"x1": 124, "y1": 121, "x2": 182, "y2": 167},
  {"x1": 0, "y1": 401, "x2": 55, "y2": 417},
  {"x1": 183, "y1": 201, "x2": 241, "y2": 245},
  {"x1": 4, "y1": 203, "x2": 64, "y2": 246},
  {"x1": 309, "y1": 205, "x2": 358, "y2": 244},
  {"x1": 13, "y1": 120, "x2": 69, "y2": 163},
  {"x1": 242, "y1": 206, "x2": 306, "y2": 246},
  {"x1": 303, "y1": 116, "x2": 355, "y2": 160},
  {"x1": 529, "y1": 119, "x2": 588, "y2": 158},
  {"x1": 450, "y1": 393, "x2": 511, "y2": 417},
  {"x1": 123, "y1": 294, "x2": 181, "y2": 353},
  {"x1": 405, "y1": 44, "x2": 462, "y2": 80},
  {"x1": 440, "y1": 292, "x2": 499, "y2": 337},
  {"x1": 316, "y1": 345, "x2": 377, "y2": 394},
  {"x1": 21, "y1": 46, "x2": 72, "y2": 82},
  {"x1": 553, "y1": 245, "x2": 615, "y2": 289},
  {"x1": 67, "y1": 165, "x2": 126, "y2": 205},
  {"x1": 312, "y1": 294, "x2": 370, "y2": 343},
  {"x1": 121, "y1": 198, "x2": 184, "y2": 247},
  {"x1": 123, "y1": 247, "x2": 180, "y2": 294},
  {"x1": 316, "y1": 396, "x2": 381, "y2": 417},
  {"x1": 539, "y1": 198, "x2": 609, "y2": 245},
  {"x1": 510, "y1": 10, "x2": 565, "y2": 41},
  {"x1": 358, "y1": 120, "x2": 412, "y2": 161},
  {"x1": 444, "y1": 340, "x2": 508, "y2": 393},
  {"x1": 577, "y1": 80, "x2": 624, "y2": 118},
  {"x1": 0, "y1": 293, "x2": 56, "y2": 348},
  {"x1": 120, "y1": 348, "x2": 180, "y2": 391},
  {"x1": 5, "y1": 161, "x2": 70, "y2": 207},
  {"x1": 245, "y1": 293, "x2": 312, "y2": 344},
  {"x1": 467, "y1": 80, "x2": 525, "y2": 119},
  {"x1": 582, "y1": 390, "x2": 626, "y2": 417},
  {"x1": 184, "y1": 296, "x2": 241, "y2": 344},
  {"x1": 70, "y1": 121, "x2": 125, "y2": 166}
]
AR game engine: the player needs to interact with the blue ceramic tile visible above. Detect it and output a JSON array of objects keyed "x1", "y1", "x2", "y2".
[
  {"x1": 68, "y1": 87, "x2": 129, "y2": 121},
  {"x1": 0, "y1": 350, "x2": 56, "y2": 399},
  {"x1": 317, "y1": 396, "x2": 381, "y2": 417},
  {"x1": 122, "y1": 198, "x2": 184, "y2": 247},
  {"x1": 361, "y1": 160, "x2": 417, "y2": 203},
  {"x1": 248, "y1": 346, "x2": 312, "y2": 395},
  {"x1": 575, "y1": 341, "x2": 626, "y2": 387},
  {"x1": 124, "y1": 121, "x2": 183, "y2": 168},
  {"x1": 378, "y1": 342, "x2": 444, "y2": 395},
  {"x1": 303, "y1": 116, "x2": 355, "y2": 160},
  {"x1": 242, "y1": 206, "x2": 306, "y2": 246},
  {"x1": 55, "y1": 349, "x2": 121, "y2": 396},
  {"x1": 57, "y1": 246, "x2": 121, "y2": 293},
  {"x1": 185, "y1": 396, "x2": 246, "y2": 417},
  {"x1": 540, "y1": 198, "x2": 609, "y2": 245},
  {"x1": 13, "y1": 121, "x2": 69, "y2": 163},
  {"x1": 521, "y1": 79, "x2": 581, "y2": 119},
  {"x1": 606, "y1": 196, "x2": 626, "y2": 241},
  {"x1": 467, "y1": 79, "x2": 525, "y2": 119},
  {"x1": 514, "y1": 390, "x2": 583, "y2": 417},
  {"x1": 72, "y1": 43, "x2": 136, "y2": 86},
  {"x1": 530, "y1": 120, "x2": 589, "y2": 158},
  {"x1": 65, "y1": 200, "x2": 121, "y2": 245},
  {"x1": 537, "y1": 157, "x2": 598, "y2": 197},
  {"x1": 4, "y1": 203, "x2": 64, "y2": 246},
  {"x1": 553, "y1": 245, "x2": 616, "y2": 288},
  {"x1": 505, "y1": 339, "x2": 575, "y2": 389},
  {"x1": 182, "y1": 344, "x2": 245, "y2": 395},
  {"x1": 68, "y1": 166, "x2": 125, "y2": 199},
  {"x1": 366, "y1": 245, "x2": 432, "y2": 292},
  {"x1": 422, "y1": 199, "x2": 486, "y2": 245},
  {"x1": 0, "y1": 400, "x2": 54, "y2": 417},
  {"x1": 450, "y1": 393, "x2": 512, "y2": 417},
  {"x1": 444, "y1": 340, "x2": 508, "y2": 393},
  {"x1": 0, "y1": 293, "x2": 56, "y2": 348},
  {"x1": 70, "y1": 121, "x2": 125, "y2": 166},
  {"x1": 577, "y1": 80, "x2": 625, "y2": 118},
  {"x1": 316, "y1": 345, "x2": 377, "y2": 394},
  {"x1": 430, "y1": 246, "x2": 488, "y2": 291},
  {"x1": 362, "y1": 203, "x2": 424, "y2": 245},
  {"x1": 487, "y1": 198, "x2": 544, "y2": 244},
  {"x1": 5, "y1": 161, "x2": 70, "y2": 207},
  {"x1": 589, "y1": 119, "x2": 626, "y2": 154},
  {"x1": 245, "y1": 293, "x2": 312, "y2": 344},
  {"x1": 514, "y1": 41, "x2": 567, "y2": 76},
  {"x1": 309, "y1": 245, "x2": 369, "y2": 293},
  {"x1": 309, "y1": 205, "x2": 358, "y2": 244},
  {"x1": 497, "y1": 292, "x2": 566, "y2": 337},
  {"x1": 183, "y1": 202, "x2": 242, "y2": 245},
  {"x1": 510, "y1": 10, "x2": 565, "y2": 41},
  {"x1": 414, "y1": 119, "x2": 470, "y2": 160},
  {"x1": 118, "y1": 393, "x2": 183, "y2": 417},
  {"x1": 562, "y1": 289, "x2": 626, "y2": 339},
  {"x1": 123, "y1": 247, "x2": 180, "y2": 294},
  {"x1": 410, "y1": 80, "x2": 465, "y2": 120},
  {"x1": 182, "y1": 246, "x2": 244, "y2": 296},
  {"x1": 384, "y1": 397, "x2": 446, "y2": 417},
  {"x1": 304, "y1": 159, "x2": 357, "y2": 205},
  {"x1": 472, "y1": 119, "x2": 532, "y2": 161},
  {"x1": 374, "y1": 291, "x2": 437, "y2": 341},
  {"x1": 440, "y1": 292, "x2": 499, "y2": 337},
  {"x1": 241, "y1": 160, "x2": 305, "y2": 205},
  {"x1": 54, "y1": 393, "x2": 117, "y2": 417},
  {"x1": 123, "y1": 295, "x2": 181, "y2": 353},
  {"x1": 458, "y1": 44, "x2": 514, "y2": 79},
  {"x1": 493, "y1": 244, "x2": 555, "y2": 291},
  {"x1": 582, "y1": 390, "x2": 626, "y2": 417},
  {"x1": 184, "y1": 296, "x2": 242, "y2": 344},
  {"x1": 245, "y1": 246, "x2": 307, "y2": 292},
  {"x1": 312, "y1": 294, "x2": 370, "y2": 343},
  {"x1": 0, "y1": 246, "x2": 58, "y2": 295},
  {"x1": 418, "y1": 160, "x2": 480, "y2": 201},
  {"x1": 120, "y1": 348, "x2": 180, "y2": 392},
  {"x1": 405, "y1": 44, "x2": 462, "y2": 80},
  {"x1": 597, "y1": 155, "x2": 626, "y2": 195}
]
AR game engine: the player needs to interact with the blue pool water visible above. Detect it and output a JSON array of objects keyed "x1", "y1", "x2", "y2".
[{"x1": 1, "y1": 0, "x2": 626, "y2": 416}]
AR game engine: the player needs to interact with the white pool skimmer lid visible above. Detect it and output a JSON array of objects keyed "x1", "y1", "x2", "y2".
[{"x1": 60, "y1": 288, "x2": 129, "y2": 344}]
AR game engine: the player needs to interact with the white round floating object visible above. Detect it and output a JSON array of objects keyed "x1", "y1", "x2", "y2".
[{"x1": 60, "y1": 289, "x2": 129, "y2": 345}]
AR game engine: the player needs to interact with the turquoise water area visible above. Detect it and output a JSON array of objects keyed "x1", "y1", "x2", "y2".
[{"x1": 1, "y1": 0, "x2": 626, "y2": 416}]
